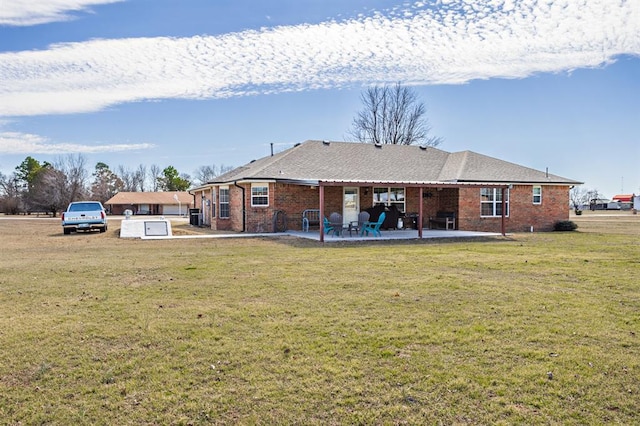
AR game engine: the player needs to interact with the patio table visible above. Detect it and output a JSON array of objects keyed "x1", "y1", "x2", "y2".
[{"x1": 342, "y1": 222, "x2": 359, "y2": 237}]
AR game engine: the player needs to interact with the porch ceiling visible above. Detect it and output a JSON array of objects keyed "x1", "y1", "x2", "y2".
[{"x1": 316, "y1": 180, "x2": 511, "y2": 188}]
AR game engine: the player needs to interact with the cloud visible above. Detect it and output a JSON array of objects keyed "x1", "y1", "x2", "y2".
[
  {"x1": 0, "y1": 0, "x2": 638, "y2": 116},
  {"x1": 0, "y1": 0, "x2": 124, "y2": 26},
  {"x1": 0, "y1": 131, "x2": 154, "y2": 154}
]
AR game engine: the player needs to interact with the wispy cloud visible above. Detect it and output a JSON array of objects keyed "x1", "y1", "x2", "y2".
[
  {"x1": 0, "y1": 0, "x2": 638, "y2": 116},
  {"x1": 0, "y1": 0, "x2": 124, "y2": 27},
  {"x1": 0, "y1": 131, "x2": 154, "y2": 154}
]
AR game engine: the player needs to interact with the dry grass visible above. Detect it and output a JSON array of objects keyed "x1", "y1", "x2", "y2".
[{"x1": 0, "y1": 212, "x2": 638, "y2": 424}]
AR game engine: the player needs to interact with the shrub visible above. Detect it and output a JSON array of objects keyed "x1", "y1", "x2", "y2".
[{"x1": 554, "y1": 220, "x2": 578, "y2": 231}]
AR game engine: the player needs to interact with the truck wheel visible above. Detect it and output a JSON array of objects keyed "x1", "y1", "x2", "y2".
[
  {"x1": 63, "y1": 228, "x2": 71, "y2": 235},
  {"x1": 99, "y1": 226, "x2": 106, "y2": 233}
]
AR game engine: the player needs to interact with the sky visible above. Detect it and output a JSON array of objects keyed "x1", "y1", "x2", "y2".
[{"x1": 0, "y1": 0, "x2": 638, "y2": 198}]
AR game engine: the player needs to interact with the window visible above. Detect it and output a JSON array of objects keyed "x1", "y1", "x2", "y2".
[
  {"x1": 251, "y1": 184, "x2": 269, "y2": 206},
  {"x1": 373, "y1": 187, "x2": 405, "y2": 212},
  {"x1": 533, "y1": 186, "x2": 542, "y2": 204},
  {"x1": 219, "y1": 187, "x2": 230, "y2": 218},
  {"x1": 481, "y1": 188, "x2": 509, "y2": 217}
]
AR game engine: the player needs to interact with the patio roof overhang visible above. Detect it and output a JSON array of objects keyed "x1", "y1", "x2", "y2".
[
  {"x1": 192, "y1": 178, "x2": 510, "y2": 241},
  {"x1": 316, "y1": 179, "x2": 511, "y2": 188},
  {"x1": 313, "y1": 180, "x2": 510, "y2": 242},
  {"x1": 196, "y1": 177, "x2": 516, "y2": 189}
]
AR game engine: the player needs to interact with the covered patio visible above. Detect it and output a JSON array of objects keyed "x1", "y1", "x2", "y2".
[{"x1": 315, "y1": 181, "x2": 509, "y2": 242}]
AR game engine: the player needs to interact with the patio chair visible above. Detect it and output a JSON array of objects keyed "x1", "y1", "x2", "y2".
[
  {"x1": 348, "y1": 211, "x2": 370, "y2": 236},
  {"x1": 328, "y1": 212, "x2": 343, "y2": 236},
  {"x1": 360, "y1": 212, "x2": 385, "y2": 237},
  {"x1": 323, "y1": 216, "x2": 334, "y2": 234}
]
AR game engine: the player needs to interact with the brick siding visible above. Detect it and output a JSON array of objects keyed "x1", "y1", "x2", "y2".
[
  {"x1": 201, "y1": 183, "x2": 570, "y2": 233},
  {"x1": 458, "y1": 185, "x2": 570, "y2": 232}
]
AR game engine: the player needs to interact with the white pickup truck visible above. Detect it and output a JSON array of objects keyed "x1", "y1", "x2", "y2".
[{"x1": 61, "y1": 201, "x2": 108, "y2": 234}]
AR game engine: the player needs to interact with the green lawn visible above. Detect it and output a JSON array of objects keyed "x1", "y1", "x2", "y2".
[{"x1": 0, "y1": 214, "x2": 638, "y2": 424}]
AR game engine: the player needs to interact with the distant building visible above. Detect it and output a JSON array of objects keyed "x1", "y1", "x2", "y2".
[
  {"x1": 612, "y1": 194, "x2": 634, "y2": 210},
  {"x1": 105, "y1": 191, "x2": 193, "y2": 215},
  {"x1": 589, "y1": 198, "x2": 611, "y2": 210}
]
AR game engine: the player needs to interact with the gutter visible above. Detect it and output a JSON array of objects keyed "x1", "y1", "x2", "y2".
[{"x1": 233, "y1": 181, "x2": 246, "y2": 232}]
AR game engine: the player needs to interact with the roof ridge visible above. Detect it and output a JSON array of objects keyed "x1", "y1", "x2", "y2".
[
  {"x1": 437, "y1": 150, "x2": 470, "y2": 181},
  {"x1": 454, "y1": 150, "x2": 470, "y2": 180}
]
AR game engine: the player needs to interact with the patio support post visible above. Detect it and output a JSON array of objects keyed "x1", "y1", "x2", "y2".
[
  {"x1": 319, "y1": 183, "x2": 325, "y2": 243},
  {"x1": 418, "y1": 187, "x2": 424, "y2": 239},
  {"x1": 501, "y1": 187, "x2": 506, "y2": 236}
]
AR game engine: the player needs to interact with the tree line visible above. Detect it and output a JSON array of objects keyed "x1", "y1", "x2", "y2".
[
  {"x1": 2, "y1": 83, "x2": 443, "y2": 216},
  {"x1": 0, "y1": 154, "x2": 232, "y2": 215}
]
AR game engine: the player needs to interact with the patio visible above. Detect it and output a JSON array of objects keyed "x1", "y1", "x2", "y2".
[
  {"x1": 122, "y1": 216, "x2": 504, "y2": 241},
  {"x1": 286, "y1": 228, "x2": 503, "y2": 242}
]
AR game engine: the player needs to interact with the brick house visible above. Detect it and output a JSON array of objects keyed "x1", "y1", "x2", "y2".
[
  {"x1": 189, "y1": 140, "x2": 581, "y2": 238},
  {"x1": 105, "y1": 191, "x2": 193, "y2": 215}
]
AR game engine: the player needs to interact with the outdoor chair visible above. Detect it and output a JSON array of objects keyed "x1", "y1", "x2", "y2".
[
  {"x1": 328, "y1": 212, "x2": 343, "y2": 236},
  {"x1": 323, "y1": 216, "x2": 334, "y2": 234},
  {"x1": 361, "y1": 212, "x2": 385, "y2": 237},
  {"x1": 348, "y1": 211, "x2": 370, "y2": 236}
]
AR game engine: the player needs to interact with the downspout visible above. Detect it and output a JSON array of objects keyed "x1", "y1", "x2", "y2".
[
  {"x1": 501, "y1": 187, "x2": 506, "y2": 236},
  {"x1": 233, "y1": 181, "x2": 246, "y2": 232},
  {"x1": 319, "y1": 183, "x2": 325, "y2": 243},
  {"x1": 418, "y1": 187, "x2": 423, "y2": 239}
]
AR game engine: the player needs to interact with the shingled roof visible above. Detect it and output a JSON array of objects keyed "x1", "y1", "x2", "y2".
[{"x1": 207, "y1": 140, "x2": 580, "y2": 186}]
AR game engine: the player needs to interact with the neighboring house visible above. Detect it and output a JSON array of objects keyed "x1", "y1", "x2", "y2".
[
  {"x1": 589, "y1": 198, "x2": 612, "y2": 210},
  {"x1": 105, "y1": 191, "x2": 193, "y2": 215},
  {"x1": 190, "y1": 140, "x2": 581, "y2": 238},
  {"x1": 611, "y1": 194, "x2": 634, "y2": 210}
]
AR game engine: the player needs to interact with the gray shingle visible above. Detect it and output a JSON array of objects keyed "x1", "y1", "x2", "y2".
[{"x1": 208, "y1": 140, "x2": 580, "y2": 185}]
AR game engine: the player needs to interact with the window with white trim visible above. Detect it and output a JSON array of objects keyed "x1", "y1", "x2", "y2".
[
  {"x1": 481, "y1": 188, "x2": 509, "y2": 217},
  {"x1": 251, "y1": 183, "x2": 269, "y2": 206},
  {"x1": 533, "y1": 186, "x2": 542, "y2": 205},
  {"x1": 373, "y1": 187, "x2": 405, "y2": 212},
  {"x1": 219, "y1": 187, "x2": 230, "y2": 218}
]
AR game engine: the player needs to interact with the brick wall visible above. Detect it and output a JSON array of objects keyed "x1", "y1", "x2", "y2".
[
  {"x1": 203, "y1": 183, "x2": 570, "y2": 233},
  {"x1": 208, "y1": 183, "x2": 344, "y2": 232},
  {"x1": 509, "y1": 185, "x2": 570, "y2": 232},
  {"x1": 214, "y1": 185, "x2": 238, "y2": 231},
  {"x1": 458, "y1": 185, "x2": 570, "y2": 233},
  {"x1": 270, "y1": 183, "x2": 317, "y2": 231},
  {"x1": 278, "y1": 185, "x2": 343, "y2": 231}
]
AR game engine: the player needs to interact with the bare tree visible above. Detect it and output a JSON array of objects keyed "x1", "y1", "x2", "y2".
[
  {"x1": 0, "y1": 171, "x2": 24, "y2": 214},
  {"x1": 22, "y1": 155, "x2": 89, "y2": 214},
  {"x1": 149, "y1": 164, "x2": 162, "y2": 192},
  {"x1": 194, "y1": 164, "x2": 234, "y2": 186},
  {"x1": 348, "y1": 83, "x2": 442, "y2": 147},
  {"x1": 134, "y1": 164, "x2": 147, "y2": 192},
  {"x1": 27, "y1": 165, "x2": 68, "y2": 215},
  {"x1": 55, "y1": 154, "x2": 88, "y2": 203},
  {"x1": 570, "y1": 186, "x2": 590, "y2": 213},
  {"x1": 116, "y1": 165, "x2": 137, "y2": 192}
]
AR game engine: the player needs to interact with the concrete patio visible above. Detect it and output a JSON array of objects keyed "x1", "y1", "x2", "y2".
[
  {"x1": 286, "y1": 228, "x2": 503, "y2": 242},
  {"x1": 114, "y1": 216, "x2": 503, "y2": 241}
]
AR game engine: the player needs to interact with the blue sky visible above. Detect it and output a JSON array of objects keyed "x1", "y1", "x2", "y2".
[{"x1": 1, "y1": 0, "x2": 638, "y2": 198}]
